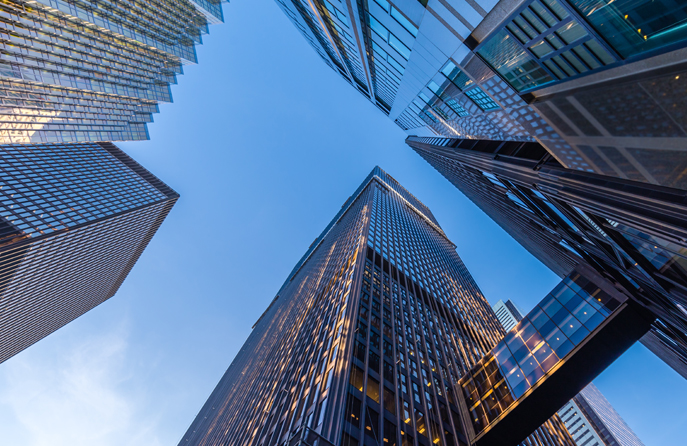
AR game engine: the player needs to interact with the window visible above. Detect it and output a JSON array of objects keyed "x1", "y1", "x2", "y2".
[
  {"x1": 367, "y1": 376, "x2": 381, "y2": 403},
  {"x1": 384, "y1": 387, "x2": 396, "y2": 414},
  {"x1": 365, "y1": 407, "x2": 381, "y2": 444},
  {"x1": 346, "y1": 394, "x2": 362, "y2": 427},
  {"x1": 391, "y1": 7, "x2": 418, "y2": 37},
  {"x1": 385, "y1": 419, "x2": 399, "y2": 446},
  {"x1": 464, "y1": 87, "x2": 500, "y2": 111},
  {"x1": 479, "y1": 29, "x2": 554, "y2": 91},
  {"x1": 568, "y1": 0, "x2": 687, "y2": 58},
  {"x1": 440, "y1": 62, "x2": 473, "y2": 90},
  {"x1": 368, "y1": 14, "x2": 411, "y2": 60},
  {"x1": 351, "y1": 364, "x2": 365, "y2": 391}
]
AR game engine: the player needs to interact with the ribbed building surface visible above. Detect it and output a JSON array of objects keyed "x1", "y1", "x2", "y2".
[
  {"x1": 0, "y1": 141, "x2": 178, "y2": 363},
  {"x1": 0, "y1": 0, "x2": 224, "y2": 144},
  {"x1": 492, "y1": 299, "x2": 524, "y2": 332},
  {"x1": 179, "y1": 167, "x2": 573, "y2": 446},
  {"x1": 558, "y1": 384, "x2": 645, "y2": 446}
]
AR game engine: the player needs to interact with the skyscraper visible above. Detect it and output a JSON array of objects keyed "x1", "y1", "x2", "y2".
[
  {"x1": 0, "y1": 141, "x2": 178, "y2": 363},
  {"x1": 178, "y1": 167, "x2": 574, "y2": 446},
  {"x1": 558, "y1": 384, "x2": 645, "y2": 446},
  {"x1": 492, "y1": 300, "x2": 524, "y2": 332},
  {"x1": 273, "y1": 0, "x2": 687, "y2": 186},
  {"x1": 405, "y1": 135, "x2": 687, "y2": 379},
  {"x1": 489, "y1": 297, "x2": 645, "y2": 446},
  {"x1": 0, "y1": 0, "x2": 225, "y2": 144}
]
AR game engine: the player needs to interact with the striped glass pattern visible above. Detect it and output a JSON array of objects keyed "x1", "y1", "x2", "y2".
[{"x1": 0, "y1": 0, "x2": 223, "y2": 144}]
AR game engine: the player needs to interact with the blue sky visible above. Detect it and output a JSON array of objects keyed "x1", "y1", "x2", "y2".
[{"x1": 0, "y1": 1, "x2": 685, "y2": 445}]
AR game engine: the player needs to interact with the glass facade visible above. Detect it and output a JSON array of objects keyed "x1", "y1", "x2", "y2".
[
  {"x1": 460, "y1": 272, "x2": 623, "y2": 436},
  {"x1": 477, "y1": 0, "x2": 619, "y2": 93},
  {"x1": 406, "y1": 135, "x2": 687, "y2": 389},
  {"x1": 0, "y1": 0, "x2": 224, "y2": 144},
  {"x1": 274, "y1": 0, "x2": 687, "y2": 188},
  {"x1": 492, "y1": 298, "x2": 643, "y2": 446},
  {"x1": 0, "y1": 141, "x2": 178, "y2": 363},
  {"x1": 178, "y1": 167, "x2": 574, "y2": 446},
  {"x1": 567, "y1": 0, "x2": 687, "y2": 58}
]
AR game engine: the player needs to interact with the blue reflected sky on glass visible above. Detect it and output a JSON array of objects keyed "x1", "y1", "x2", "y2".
[
  {"x1": 461, "y1": 272, "x2": 623, "y2": 434},
  {"x1": 0, "y1": 1, "x2": 684, "y2": 445}
]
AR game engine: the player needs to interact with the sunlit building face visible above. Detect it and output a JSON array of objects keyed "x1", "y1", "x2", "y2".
[
  {"x1": 178, "y1": 167, "x2": 573, "y2": 446},
  {"x1": 0, "y1": 0, "x2": 224, "y2": 144}
]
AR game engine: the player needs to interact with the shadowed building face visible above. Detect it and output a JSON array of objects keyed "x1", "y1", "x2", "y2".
[{"x1": 0, "y1": 142, "x2": 178, "y2": 363}]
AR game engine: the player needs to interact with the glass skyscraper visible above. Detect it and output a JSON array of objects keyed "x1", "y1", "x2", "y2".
[
  {"x1": 178, "y1": 167, "x2": 574, "y2": 446},
  {"x1": 0, "y1": 0, "x2": 224, "y2": 144},
  {"x1": 0, "y1": 141, "x2": 178, "y2": 363},
  {"x1": 273, "y1": 0, "x2": 687, "y2": 188},
  {"x1": 405, "y1": 135, "x2": 687, "y2": 381}
]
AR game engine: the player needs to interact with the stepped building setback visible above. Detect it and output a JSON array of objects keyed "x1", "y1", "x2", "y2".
[{"x1": 0, "y1": 0, "x2": 225, "y2": 144}]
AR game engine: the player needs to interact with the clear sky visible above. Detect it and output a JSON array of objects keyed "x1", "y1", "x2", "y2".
[{"x1": 0, "y1": 1, "x2": 686, "y2": 445}]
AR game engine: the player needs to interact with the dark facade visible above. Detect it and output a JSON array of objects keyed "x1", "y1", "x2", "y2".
[
  {"x1": 178, "y1": 167, "x2": 574, "y2": 446},
  {"x1": 0, "y1": 141, "x2": 177, "y2": 363},
  {"x1": 0, "y1": 0, "x2": 224, "y2": 144},
  {"x1": 405, "y1": 135, "x2": 687, "y2": 381}
]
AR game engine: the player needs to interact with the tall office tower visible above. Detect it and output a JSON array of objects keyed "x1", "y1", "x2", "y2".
[
  {"x1": 274, "y1": 0, "x2": 687, "y2": 186},
  {"x1": 405, "y1": 136, "x2": 687, "y2": 379},
  {"x1": 492, "y1": 299, "x2": 524, "y2": 332},
  {"x1": 558, "y1": 384, "x2": 645, "y2": 446},
  {"x1": 0, "y1": 0, "x2": 224, "y2": 144},
  {"x1": 0, "y1": 141, "x2": 177, "y2": 363},
  {"x1": 179, "y1": 167, "x2": 574, "y2": 446},
  {"x1": 489, "y1": 297, "x2": 644, "y2": 446}
]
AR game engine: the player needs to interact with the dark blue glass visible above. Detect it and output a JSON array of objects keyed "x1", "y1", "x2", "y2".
[
  {"x1": 572, "y1": 301, "x2": 595, "y2": 325},
  {"x1": 559, "y1": 314, "x2": 583, "y2": 338},
  {"x1": 551, "y1": 307, "x2": 570, "y2": 326},
  {"x1": 545, "y1": 328, "x2": 567, "y2": 349},
  {"x1": 512, "y1": 344, "x2": 530, "y2": 363},
  {"x1": 538, "y1": 319, "x2": 557, "y2": 339},
  {"x1": 519, "y1": 354, "x2": 540, "y2": 375},
  {"x1": 542, "y1": 296, "x2": 563, "y2": 318},
  {"x1": 511, "y1": 380, "x2": 529, "y2": 399},
  {"x1": 584, "y1": 311, "x2": 605, "y2": 331},
  {"x1": 563, "y1": 293, "x2": 584, "y2": 312},
  {"x1": 553, "y1": 339, "x2": 574, "y2": 358},
  {"x1": 568, "y1": 325, "x2": 590, "y2": 345},
  {"x1": 525, "y1": 365, "x2": 545, "y2": 386}
]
